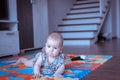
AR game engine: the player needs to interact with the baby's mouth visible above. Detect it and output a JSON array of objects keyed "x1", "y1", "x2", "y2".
[{"x1": 49, "y1": 52, "x2": 53, "y2": 55}]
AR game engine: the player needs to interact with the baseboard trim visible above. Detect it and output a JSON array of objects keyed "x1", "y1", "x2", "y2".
[
  {"x1": 112, "y1": 37, "x2": 117, "y2": 39},
  {"x1": 20, "y1": 47, "x2": 42, "y2": 53}
]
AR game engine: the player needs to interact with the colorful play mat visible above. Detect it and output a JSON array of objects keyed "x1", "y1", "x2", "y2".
[{"x1": 0, "y1": 53, "x2": 112, "y2": 80}]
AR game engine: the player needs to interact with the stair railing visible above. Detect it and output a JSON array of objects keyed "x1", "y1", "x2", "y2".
[{"x1": 94, "y1": 0, "x2": 111, "y2": 43}]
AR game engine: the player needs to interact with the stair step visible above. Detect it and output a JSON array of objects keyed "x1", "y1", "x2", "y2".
[
  {"x1": 59, "y1": 23, "x2": 100, "y2": 26},
  {"x1": 64, "y1": 38, "x2": 93, "y2": 40},
  {"x1": 63, "y1": 40, "x2": 91, "y2": 45},
  {"x1": 77, "y1": 0, "x2": 99, "y2": 1},
  {"x1": 66, "y1": 13, "x2": 100, "y2": 18},
  {"x1": 58, "y1": 25, "x2": 98, "y2": 31},
  {"x1": 73, "y1": 3, "x2": 99, "y2": 9},
  {"x1": 62, "y1": 18, "x2": 101, "y2": 24},
  {"x1": 68, "y1": 11, "x2": 100, "y2": 15},
  {"x1": 63, "y1": 16, "x2": 102, "y2": 20},
  {"x1": 76, "y1": 0, "x2": 99, "y2": 4},
  {"x1": 71, "y1": 6, "x2": 99, "y2": 10},
  {"x1": 58, "y1": 30, "x2": 97, "y2": 33},
  {"x1": 61, "y1": 32, "x2": 94, "y2": 38},
  {"x1": 70, "y1": 8, "x2": 99, "y2": 13}
]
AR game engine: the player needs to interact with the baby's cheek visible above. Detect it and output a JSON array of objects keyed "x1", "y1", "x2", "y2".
[{"x1": 45, "y1": 50, "x2": 49, "y2": 54}]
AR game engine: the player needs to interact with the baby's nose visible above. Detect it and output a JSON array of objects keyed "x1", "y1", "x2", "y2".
[{"x1": 50, "y1": 48, "x2": 53, "y2": 52}]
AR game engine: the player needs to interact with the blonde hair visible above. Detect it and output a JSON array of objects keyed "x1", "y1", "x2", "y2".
[{"x1": 47, "y1": 32, "x2": 63, "y2": 47}]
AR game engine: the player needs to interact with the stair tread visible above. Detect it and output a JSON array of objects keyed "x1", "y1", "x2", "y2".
[
  {"x1": 63, "y1": 16, "x2": 102, "y2": 20},
  {"x1": 64, "y1": 38, "x2": 94, "y2": 40},
  {"x1": 68, "y1": 11, "x2": 100, "y2": 14},
  {"x1": 76, "y1": 0, "x2": 99, "y2": 4},
  {"x1": 74, "y1": 2, "x2": 99, "y2": 5},
  {"x1": 71, "y1": 7, "x2": 99, "y2": 10},
  {"x1": 71, "y1": 6, "x2": 99, "y2": 10},
  {"x1": 58, "y1": 23, "x2": 100, "y2": 26},
  {"x1": 57, "y1": 30, "x2": 97, "y2": 32},
  {"x1": 67, "y1": 11, "x2": 100, "y2": 15}
]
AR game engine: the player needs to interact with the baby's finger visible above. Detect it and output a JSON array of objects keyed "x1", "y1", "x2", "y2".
[
  {"x1": 34, "y1": 74, "x2": 43, "y2": 78},
  {"x1": 31, "y1": 75, "x2": 36, "y2": 79}
]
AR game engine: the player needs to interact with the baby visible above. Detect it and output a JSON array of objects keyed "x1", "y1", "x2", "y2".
[{"x1": 15, "y1": 32, "x2": 65, "y2": 78}]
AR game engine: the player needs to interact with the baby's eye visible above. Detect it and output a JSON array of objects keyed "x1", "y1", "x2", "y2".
[
  {"x1": 54, "y1": 47, "x2": 57, "y2": 49},
  {"x1": 47, "y1": 45, "x2": 50, "y2": 48}
]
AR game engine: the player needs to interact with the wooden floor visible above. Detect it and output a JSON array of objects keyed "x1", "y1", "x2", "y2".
[
  {"x1": 63, "y1": 39, "x2": 120, "y2": 80},
  {"x1": 1, "y1": 39, "x2": 120, "y2": 80}
]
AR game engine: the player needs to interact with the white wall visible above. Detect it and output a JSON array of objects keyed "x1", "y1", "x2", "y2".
[
  {"x1": 102, "y1": 0, "x2": 120, "y2": 39},
  {"x1": 102, "y1": 9, "x2": 112, "y2": 39},
  {"x1": 110, "y1": 0, "x2": 120, "y2": 38},
  {"x1": 111, "y1": 0, "x2": 117, "y2": 37},
  {"x1": 8, "y1": 0, "x2": 18, "y2": 31},
  {"x1": 48, "y1": 0, "x2": 75, "y2": 33},
  {"x1": 31, "y1": 0, "x2": 75, "y2": 48},
  {"x1": 32, "y1": 0, "x2": 49, "y2": 48},
  {"x1": 116, "y1": 0, "x2": 120, "y2": 39}
]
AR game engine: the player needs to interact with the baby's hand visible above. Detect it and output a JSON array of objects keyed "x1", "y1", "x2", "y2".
[
  {"x1": 53, "y1": 74, "x2": 63, "y2": 78},
  {"x1": 34, "y1": 72, "x2": 43, "y2": 78}
]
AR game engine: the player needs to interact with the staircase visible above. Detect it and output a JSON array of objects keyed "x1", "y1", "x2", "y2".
[{"x1": 57, "y1": 0, "x2": 110, "y2": 45}]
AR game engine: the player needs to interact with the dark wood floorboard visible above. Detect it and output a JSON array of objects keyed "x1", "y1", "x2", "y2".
[{"x1": 63, "y1": 39, "x2": 120, "y2": 80}]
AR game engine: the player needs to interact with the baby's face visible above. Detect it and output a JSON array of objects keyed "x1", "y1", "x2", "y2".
[{"x1": 45, "y1": 38, "x2": 62, "y2": 58}]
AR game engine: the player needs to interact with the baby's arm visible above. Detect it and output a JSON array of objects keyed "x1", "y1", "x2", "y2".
[
  {"x1": 33, "y1": 55, "x2": 43, "y2": 78},
  {"x1": 53, "y1": 63, "x2": 65, "y2": 78}
]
